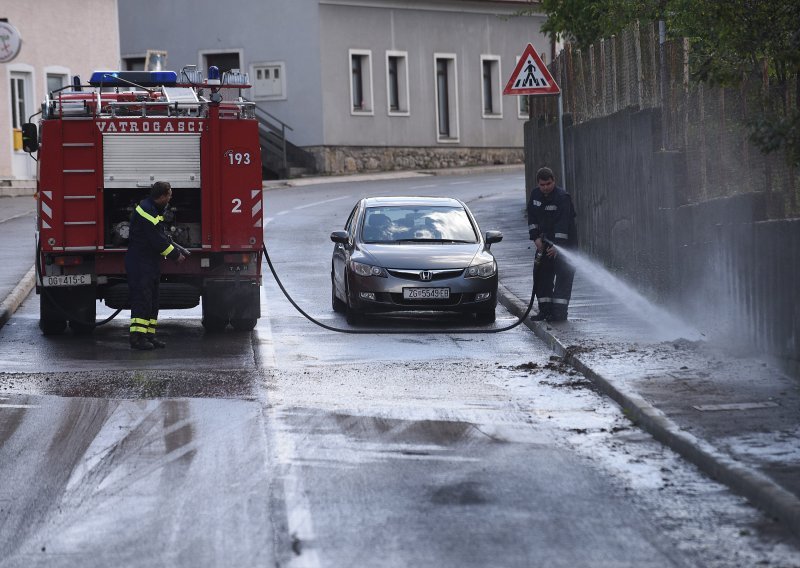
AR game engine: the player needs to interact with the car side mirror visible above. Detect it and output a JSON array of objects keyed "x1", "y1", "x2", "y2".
[
  {"x1": 485, "y1": 230, "x2": 503, "y2": 248},
  {"x1": 22, "y1": 123, "x2": 39, "y2": 153},
  {"x1": 330, "y1": 230, "x2": 350, "y2": 244}
]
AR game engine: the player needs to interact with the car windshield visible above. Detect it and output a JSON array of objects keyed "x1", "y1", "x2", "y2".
[{"x1": 361, "y1": 205, "x2": 478, "y2": 244}]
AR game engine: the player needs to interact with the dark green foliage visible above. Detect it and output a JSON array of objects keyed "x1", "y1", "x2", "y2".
[{"x1": 538, "y1": 0, "x2": 800, "y2": 165}]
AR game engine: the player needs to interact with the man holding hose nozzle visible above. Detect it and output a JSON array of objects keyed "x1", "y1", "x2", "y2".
[
  {"x1": 125, "y1": 181, "x2": 186, "y2": 350},
  {"x1": 527, "y1": 167, "x2": 577, "y2": 322}
]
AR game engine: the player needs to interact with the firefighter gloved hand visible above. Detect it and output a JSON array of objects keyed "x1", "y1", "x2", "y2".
[{"x1": 177, "y1": 254, "x2": 186, "y2": 263}]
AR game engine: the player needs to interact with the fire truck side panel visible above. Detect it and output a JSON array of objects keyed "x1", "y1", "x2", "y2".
[
  {"x1": 37, "y1": 121, "x2": 64, "y2": 253},
  {"x1": 58, "y1": 119, "x2": 101, "y2": 250},
  {"x1": 219, "y1": 119, "x2": 263, "y2": 251}
]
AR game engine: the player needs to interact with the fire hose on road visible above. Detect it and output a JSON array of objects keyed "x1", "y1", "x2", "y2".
[{"x1": 260, "y1": 243, "x2": 538, "y2": 335}]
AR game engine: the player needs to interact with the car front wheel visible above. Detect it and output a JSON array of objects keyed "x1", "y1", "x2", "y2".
[{"x1": 332, "y1": 276, "x2": 346, "y2": 313}]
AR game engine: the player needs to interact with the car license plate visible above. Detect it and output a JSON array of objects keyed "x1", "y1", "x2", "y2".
[
  {"x1": 403, "y1": 287, "x2": 450, "y2": 300},
  {"x1": 42, "y1": 274, "x2": 92, "y2": 287}
]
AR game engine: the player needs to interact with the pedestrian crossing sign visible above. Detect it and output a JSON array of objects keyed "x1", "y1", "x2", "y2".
[{"x1": 503, "y1": 43, "x2": 560, "y2": 96}]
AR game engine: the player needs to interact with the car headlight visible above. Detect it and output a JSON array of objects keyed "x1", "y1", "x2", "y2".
[
  {"x1": 465, "y1": 260, "x2": 496, "y2": 279},
  {"x1": 351, "y1": 260, "x2": 388, "y2": 278}
]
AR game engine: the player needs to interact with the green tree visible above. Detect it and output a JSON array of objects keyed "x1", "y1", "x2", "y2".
[
  {"x1": 668, "y1": 0, "x2": 800, "y2": 165},
  {"x1": 539, "y1": 0, "x2": 800, "y2": 165},
  {"x1": 539, "y1": 0, "x2": 661, "y2": 49}
]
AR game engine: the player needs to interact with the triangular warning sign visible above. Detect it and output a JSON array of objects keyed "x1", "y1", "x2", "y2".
[{"x1": 503, "y1": 44, "x2": 560, "y2": 96}]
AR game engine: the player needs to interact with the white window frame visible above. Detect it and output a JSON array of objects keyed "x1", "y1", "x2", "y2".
[
  {"x1": 385, "y1": 50, "x2": 409, "y2": 116},
  {"x1": 349, "y1": 49, "x2": 374, "y2": 116},
  {"x1": 480, "y1": 55, "x2": 502, "y2": 119},
  {"x1": 7, "y1": 63, "x2": 35, "y2": 129},
  {"x1": 250, "y1": 61, "x2": 287, "y2": 101},
  {"x1": 43, "y1": 65, "x2": 71, "y2": 96},
  {"x1": 433, "y1": 53, "x2": 459, "y2": 143}
]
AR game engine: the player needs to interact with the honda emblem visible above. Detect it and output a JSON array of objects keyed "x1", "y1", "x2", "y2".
[{"x1": 419, "y1": 271, "x2": 433, "y2": 281}]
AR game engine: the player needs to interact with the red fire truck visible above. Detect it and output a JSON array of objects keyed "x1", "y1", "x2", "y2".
[{"x1": 22, "y1": 67, "x2": 264, "y2": 334}]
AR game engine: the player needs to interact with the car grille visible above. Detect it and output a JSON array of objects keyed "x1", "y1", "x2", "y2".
[{"x1": 387, "y1": 268, "x2": 464, "y2": 282}]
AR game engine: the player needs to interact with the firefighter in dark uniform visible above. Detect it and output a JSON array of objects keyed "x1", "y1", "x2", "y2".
[
  {"x1": 527, "y1": 167, "x2": 577, "y2": 322},
  {"x1": 126, "y1": 181, "x2": 185, "y2": 350}
]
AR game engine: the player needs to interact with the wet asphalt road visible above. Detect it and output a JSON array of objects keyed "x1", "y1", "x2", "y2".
[{"x1": 1, "y1": 173, "x2": 796, "y2": 567}]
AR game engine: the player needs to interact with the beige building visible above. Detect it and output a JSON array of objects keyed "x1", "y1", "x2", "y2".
[{"x1": 1, "y1": 0, "x2": 120, "y2": 194}]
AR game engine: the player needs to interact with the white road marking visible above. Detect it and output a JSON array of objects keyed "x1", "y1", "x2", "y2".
[
  {"x1": 0, "y1": 210, "x2": 35, "y2": 224},
  {"x1": 257, "y1": 300, "x2": 322, "y2": 568},
  {"x1": 293, "y1": 195, "x2": 352, "y2": 211},
  {"x1": 0, "y1": 404, "x2": 40, "y2": 409}
]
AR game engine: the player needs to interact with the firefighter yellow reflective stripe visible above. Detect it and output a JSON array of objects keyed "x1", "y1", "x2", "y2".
[
  {"x1": 147, "y1": 319, "x2": 157, "y2": 334},
  {"x1": 135, "y1": 205, "x2": 160, "y2": 225},
  {"x1": 161, "y1": 244, "x2": 174, "y2": 256},
  {"x1": 149, "y1": 319, "x2": 158, "y2": 326},
  {"x1": 131, "y1": 317, "x2": 151, "y2": 333}
]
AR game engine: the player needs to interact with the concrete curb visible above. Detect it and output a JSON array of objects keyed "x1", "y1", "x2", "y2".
[
  {"x1": 262, "y1": 164, "x2": 524, "y2": 190},
  {"x1": 0, "y1": 266, "x2": 35, "y2": 331},
  {"x1": 496, "y1": 282, "x2": 800, "y2": 536}
]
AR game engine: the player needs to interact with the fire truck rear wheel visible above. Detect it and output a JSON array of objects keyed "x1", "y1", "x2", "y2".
[
  {"x1": 202, "y1": 315, "x2": 228, "y2": 332},
  {"x1": 39, "y1": 293, "x2": 67, "y2": 335},
  {"x1": 68, "y1": 297, "x2": 97, "y2": 335},
  {"x1": 231, "y1": 318, "x2": 257, "y2": 331},
  {"x1": 40, "y1": 318, "x2": 67, "y2": 335}
]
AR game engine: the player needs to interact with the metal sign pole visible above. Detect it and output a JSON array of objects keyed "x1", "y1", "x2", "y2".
[{"x1": 558, "y1": 92, "x2": 566, "y2": 192}]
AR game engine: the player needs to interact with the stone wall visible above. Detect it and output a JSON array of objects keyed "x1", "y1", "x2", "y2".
[{"x1": 305, "y1": 146, "x2": 523, "y2": 175}]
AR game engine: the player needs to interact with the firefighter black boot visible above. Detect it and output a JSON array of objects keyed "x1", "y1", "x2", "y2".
[
  {"x1": 130, "y1": 332, "x2": 155, "y2": 350},
  {"x1": 147, "y1": 335, "x2": 166, "y2": 348}
]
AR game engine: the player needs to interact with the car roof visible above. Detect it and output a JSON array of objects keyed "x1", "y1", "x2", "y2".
[{"x1": 362, "y1": 196, "x2": 464, "y2": 208}]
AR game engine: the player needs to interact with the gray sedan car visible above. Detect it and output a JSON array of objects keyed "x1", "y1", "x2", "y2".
[{"x1": 330, "y1": 196, "x2": 502, "y2": 324}]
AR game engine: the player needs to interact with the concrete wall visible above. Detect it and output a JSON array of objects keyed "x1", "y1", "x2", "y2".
[
  {"x1": 526, "y1": 109, "x2": 800, "y2": 375},
  {"x1": 1, "y1": 0, "x2": 120, "y2": 185},
  {"x1": 118, "y1": 0, "x2": 324, "y2": 146}
]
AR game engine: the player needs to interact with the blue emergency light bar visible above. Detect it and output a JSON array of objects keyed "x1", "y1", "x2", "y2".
[{"x1": 88, "y1": 70, "x2": 178, "y2": 88}]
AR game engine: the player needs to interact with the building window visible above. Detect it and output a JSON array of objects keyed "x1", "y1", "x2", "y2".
[
  {"x1": 252, "y1": 62, "x2": 286, "y2": 100},
  {"x1": 434, "y1": 54, "x2": 459, "y2": 142},
  {"x1": 10, "y1": 73, "x2": 29, "y2": 129},
  {"x1": 44, "y1": 66, "x2": 71, "y2": 96},
  {"x1": 201, "y1": 51, "x2": 242, "y2": 76},
  {"x1": 516, "y1": 55, "x2": 530, "y2": 119},
  {"x1": 349, "y1": 49, "x2": 373, "y2": 115},
  {"x1": 386, "y1": 51, "x2": 409, "y2": 116},
  {"x1": 519, "y1": 94, "x2": 530, "y2": 119},
  {"x1": 123, "y1": 56, "x2": 146, "y2": 71},
  {"x1": 481, "y1": 55, "x2": 502, "y2": 118},
  {"x1": 46, "y1": 73, "x2": 67, "y2": 94}
]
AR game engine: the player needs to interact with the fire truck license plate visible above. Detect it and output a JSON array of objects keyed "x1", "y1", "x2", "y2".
[
  {"x1": 43, "y1": 274, "x2": 92, "y2": 287},
  {"x1": 403, "y1": 287, "x2": 450, "y2": 300}
]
